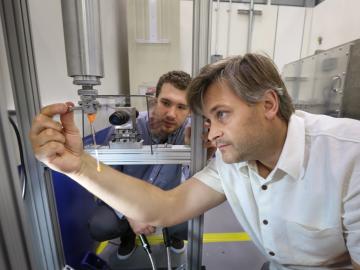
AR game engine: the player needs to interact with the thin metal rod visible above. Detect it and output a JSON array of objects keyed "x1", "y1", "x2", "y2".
[
  {"x1": 247, "y1": 0, "x2": 255, "y2": 52},
  {"x1": 226, "y1": 0, "x2": 232, "y2": 56},
  {"x1": 214, "y1": 0, "x2": 220, "y2": 55},
  {"x1": 272, "y1": 6, "x2": 279, "y2": 60},
  {"x1": 145, "y1": 95, "x2": 154, "y2": 155}
]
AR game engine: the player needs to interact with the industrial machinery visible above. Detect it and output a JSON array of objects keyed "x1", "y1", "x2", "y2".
[
  {"x1": 61, "y1": 0, "x2": 103, "y2": 115},
  {"x1": 282, "y1": 39, "x2": 360, "y2": 120},
  {"x1": 108, "y1": 106, "x2": 143, "y2": 149},
  {"x1": 59, "y1": 1, "x2": 191, "y2": 268}
]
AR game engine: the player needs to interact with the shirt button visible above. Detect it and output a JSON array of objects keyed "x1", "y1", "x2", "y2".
[
  {"x1": 263, "y1": 220, "x2": 268, "y2": 225},
  {"x1": 261, "y1": 185, "x2": 268, "y2": 190},
  {"x1": 269, "y1": 251, "x2": 275, "y2": 256}
]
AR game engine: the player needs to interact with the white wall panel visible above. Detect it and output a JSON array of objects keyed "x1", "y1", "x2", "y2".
[
  {"x1": 274, "y1": 6, "x2": 306, "y2": 71},
  {"x1": 306, "y1": 0, "x2": 360, "y2": 56}
]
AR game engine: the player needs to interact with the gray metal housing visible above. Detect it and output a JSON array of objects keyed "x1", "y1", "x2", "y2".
[
  {"x1": 61, "y1": 0, "x2": 104, "y2": 86},
  {"x1": 282, "y1": 39, "x2": 360, "y2": 120}
]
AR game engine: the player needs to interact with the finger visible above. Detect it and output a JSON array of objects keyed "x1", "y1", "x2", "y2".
[
  {"x1": 34, "y1": 141, "x2": 65, "y2": 162},
  {"x1": 144, "y1": 228, "x2": 153, "y2": 235},
  {"x1": 41, "y1": 103, "x2": 69, "y2": 118},
  {"x1": 36, "y1": 128, "x2": 66, "y2": 148},
  {"x1": 30, "y1": 114, "x2": 63, "y2": 140},
  {"x1": 60, "y1": 102, "x2": 79, "y2": 134}
]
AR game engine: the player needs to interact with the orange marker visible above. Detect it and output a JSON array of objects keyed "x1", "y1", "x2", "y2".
[{"x1": 87, "y1": 113, "x2": 97, "y2": 124}]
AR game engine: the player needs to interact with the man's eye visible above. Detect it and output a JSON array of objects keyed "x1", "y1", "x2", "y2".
[
  {"x1": 216, "y1": 111, "x2": 227, "y2": 120},
  {"x1": 178, "y1": 105, "x2": 188, "y2": 110},
  {"x1": 162, "y1": 100, "x2": 171, "y2": 107}
]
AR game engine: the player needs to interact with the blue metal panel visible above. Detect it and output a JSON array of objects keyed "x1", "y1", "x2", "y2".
[
  {"x1": 52, "y1": 127, "x2": 111, "y2": 269},
  {"x1": 52, "y1": 171, "x2": 98, "y2": 269}
]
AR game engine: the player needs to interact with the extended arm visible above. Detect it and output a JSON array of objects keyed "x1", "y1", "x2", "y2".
[
  {"x1": 30, "y1": 103, "x2": 226, "y2": 227},
  {"x1": 72, "y1": 154, "x2": 225, "y2": 226}
]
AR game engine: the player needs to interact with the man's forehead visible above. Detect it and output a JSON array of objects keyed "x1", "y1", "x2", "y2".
[{"x1": 158, "y1": 88, "x2": 188, "y2": 106}]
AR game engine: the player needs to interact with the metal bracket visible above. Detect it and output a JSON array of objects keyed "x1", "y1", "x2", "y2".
[{"x1": 237, "y1": 9, "x2": 262, "y2": 15}]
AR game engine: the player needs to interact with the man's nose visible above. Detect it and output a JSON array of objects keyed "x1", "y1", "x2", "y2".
[
  {"x1": 207, "y1": 124, "x2": 222, "y2": 142},
  {"x1": 166, "y1": 106, "x2": 177, "y2": 119}
]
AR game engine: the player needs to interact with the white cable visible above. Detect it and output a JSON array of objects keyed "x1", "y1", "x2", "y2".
[
  {"x1": 146, "y1": 249, "x2": 157, "y2": 270},
  {"x1": 166, "y1": 247, "x2": 171, "y2": 270}
]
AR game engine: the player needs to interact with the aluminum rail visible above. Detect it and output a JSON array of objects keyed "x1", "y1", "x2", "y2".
[{"x1": 85, "y1": 145, "x2": 191, "y2": 165}]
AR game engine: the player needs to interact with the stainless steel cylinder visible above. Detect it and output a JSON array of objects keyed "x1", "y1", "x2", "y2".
[{"x1": 61, "y1": 0, "x2": 104, "y2": 86}]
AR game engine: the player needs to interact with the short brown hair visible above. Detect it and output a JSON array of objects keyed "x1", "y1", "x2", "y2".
[
  {"x1": 156, "y1": 70, "x2": 191, "y2": 97},
  {"x1": 187, "y1": 53, "x2": 294, "y2": 122}
]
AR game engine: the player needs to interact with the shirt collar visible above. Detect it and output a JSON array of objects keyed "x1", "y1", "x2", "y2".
[{"x1": 276, "y1": 113, "x2": 305, "y2": 180}]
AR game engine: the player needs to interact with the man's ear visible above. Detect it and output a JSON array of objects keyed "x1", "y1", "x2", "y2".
[{"x1": 262, "y1": 89, "x2": 279, "y2": 120}]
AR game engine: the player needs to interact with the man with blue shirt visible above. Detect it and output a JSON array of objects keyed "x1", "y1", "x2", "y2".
[
  {"x1": 87, "y1": 70, "x2": 191, "y2": 259},
  {"x1": 30, "y1": 54, "x2": 360, "y2": 269}
]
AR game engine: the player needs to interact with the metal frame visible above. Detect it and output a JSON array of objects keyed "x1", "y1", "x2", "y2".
[
  {"x1": 86, "y1": 145, "x2": 191, "y2": 165},
  {"x1": 0, "y1": 0, "x2": 64, "y2": 269},
  {"x1": 0, "y1": 83, "x2": 34, "y2": 270},
  {"x1": 187, "y1": 1, "x2": 212, "y2": 269}
]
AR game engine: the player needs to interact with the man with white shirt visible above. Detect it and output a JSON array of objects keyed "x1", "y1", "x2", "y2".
[{"x1": 30, "y1": 53, "x2": 360, "y2": 269}]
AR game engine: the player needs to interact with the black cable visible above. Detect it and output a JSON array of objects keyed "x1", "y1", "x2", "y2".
[
  {"x1": 139, "y1": 234, "x2": 152, "y2": 254},
  {"x1": 8, "y1": 115, "x2": 27, "y2": 199},
  {"x1": 162, "y1": 227, "x2": 171, "y2": 247}
]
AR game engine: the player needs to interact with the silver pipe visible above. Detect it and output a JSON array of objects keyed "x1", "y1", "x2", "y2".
[
  {"x1": 272, "y1": 6, "x2": 279, "y2": 59},
  {"x1": 247, "y1": 0, "x2": 255, "y2": 53},
  {"x1": 226, "y1": 0, "x2": 232, "y2": 56},
  {"x1": 61, "y1": 0, "x2": 104, "y2": 86}
]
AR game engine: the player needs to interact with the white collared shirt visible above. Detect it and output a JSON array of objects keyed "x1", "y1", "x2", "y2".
[{"x1": 194, "y1": 110, "x2": 360, "y2": 269}]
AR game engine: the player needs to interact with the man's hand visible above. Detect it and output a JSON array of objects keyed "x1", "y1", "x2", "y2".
[
  {"x1": 29, "y1": 102, "x2": 84, "y2": 174},
  {"x1": 127, "y1": 217, "x2": 156, "y2": 235}
]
